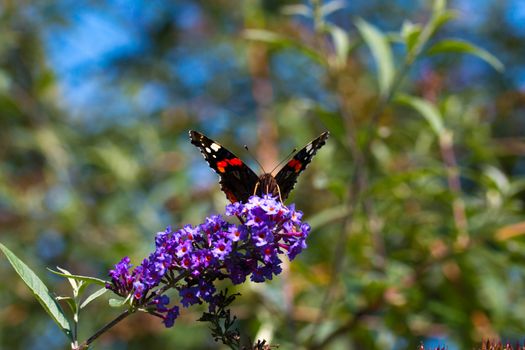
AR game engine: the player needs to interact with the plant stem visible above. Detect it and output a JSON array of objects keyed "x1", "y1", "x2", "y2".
[
  {"x1": 76, "y1": 310, "x2": 131, "y2": 350},
  {"x1": 439, "y1": 131, "x2": 469, "y2": 247}
]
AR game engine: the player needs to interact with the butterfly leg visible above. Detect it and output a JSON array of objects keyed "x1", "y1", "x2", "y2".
[
  {"x1": 252, "y1": 181, "x2": 260, "y2": 197},
  {"x1": 276, "y1": 184, "x2": 285, "y2": 206}
]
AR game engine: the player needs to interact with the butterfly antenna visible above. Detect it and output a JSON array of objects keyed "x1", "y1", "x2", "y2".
[
  {"x1": 270, "y1": 147, "x2": 297, "y2": 174},
  {"x1": 244, "y1": 145, "x2": 266, "y2": 173}
]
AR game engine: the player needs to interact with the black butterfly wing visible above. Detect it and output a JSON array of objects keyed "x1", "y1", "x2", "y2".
[
  {"x1": 189, "y1": 130, "x2": 259, "y2": 203},
  {"x1": 274, "y1": 131, "x2": 329, "y2": 201}
]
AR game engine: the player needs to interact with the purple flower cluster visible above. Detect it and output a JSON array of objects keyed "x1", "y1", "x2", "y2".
[{"x1": 106, "y1": 195, "x2": 310, "y2": 327}]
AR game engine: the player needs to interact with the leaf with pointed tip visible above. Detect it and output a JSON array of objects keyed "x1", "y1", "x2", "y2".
[
  {"x1": 48, "y1": 268, "x2": 107, "y2": 286},
  {"x1": 109, "y1": 298, "x2": 127, "y2": 308},
  {"x1": 308, "y1": 205, "x2": 350, "y2": 230},
  {"x1": 431, "y1": 10, "x2": 458, "y2": 34},
  {"x1": 281, "y1": 4, "x2": 311, "y2": 17},
  {"x1": 243, "y1": 29, "x2": 325, "y2": 65},
  {"x1": 321, "y1": 0, "x2": 346, "y2": 17},
  {"x1": 80, "y1": 288, "x2": 108, "y2": 309},
  {"x1": 401, "y1": 20, "x2": 422, "y2": 53},
  {"x1": 426, "y1": 39, "x2": 504, "y2": 72},
  {"x1": 433, "y1": 0, "x2": 447, "y2": 14},
  {"x1": 327, "y1": 24, "x2": 351, "y2": 68},
  {"x1": 355, "y1": 18, "x2": 394, "y2": 97},
  {"x1": 395, "y1": 94, "x2": 444, "y2": 136},
  {"x1": 56, "y1": 266, "x2": 78, "y2": 292},
  {"x1": 311, "y1": 106, "x2": 346, "y2": 144},
  {"x1": 0, "y1": 243, "x2": 72, "y2": 339},
  {"x1": 62, "y1": 297, "x2": 77, "y2": 315}
]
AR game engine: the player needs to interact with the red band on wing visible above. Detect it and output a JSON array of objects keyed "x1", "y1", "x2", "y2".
[
  {"x1": 217, "y1": 160, "x2": 228, "y2": 173},
  {"x1": 287, "y1": 159, "x2": 302, "y2": 173},
  {"x1": 227, "y1": 158, "x2": 243, "y2": 166},
  {"x1": 217, "y1": 158, "x2": 242, "y2": 173}
]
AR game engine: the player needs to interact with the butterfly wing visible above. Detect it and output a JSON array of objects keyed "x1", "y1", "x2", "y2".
[
  {"x1": 189, "y1": 130, "x2": 259, "y2": 203},
  {"x1": 274, "y1": 131, "x2": 329, "y2": 201}
]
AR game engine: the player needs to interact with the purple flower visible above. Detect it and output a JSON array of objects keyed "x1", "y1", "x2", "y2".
[
  {"x1": 250, "y1": 264, "x2": 272, "y2": 283},
  {"x1": 133, "y1": 281, "x2": 146, "y2": 299},
  {"x1": 148, "y1": 295, "x2": 180, "y2": 328},
  {"x1": 258, "y1": 244, "x2": 278, "y2": 264},
  {"x1": 179, "y1": 286, "x2": 201, "y2": 307},
  {"x1": 107, "y1": 257, "x2": 134, "y2": 296},
  {"x1": 175, "y1": 240, "x2": 192, "y2": 258},
  {"x1": 252, "y1": 227, "x2": 273, "y2": 247},
  {"x1": 226, "y1": 225, "x2": 246, "y2": 242},
  {"x1": 225, "y1": 201, "x2": 243, "y2": 216},
  {"x1": 197, "y1": 280, "x2": 216, "y2": 302},
  {"x1": 290, "y1": 207, "x2": 303, "y2": 223},
  {"x1": 260, "y1": 198, "x2": 282, "y2": 215},
  {"x1": 107, "y1": 194, "x2": 311, "y2": 328},
  {"x1": 211, "y1": 238, "x2": 232, "y2": 260},
  {"x1": 163, "y1": 306, "x2": 180, "y2": 327}
]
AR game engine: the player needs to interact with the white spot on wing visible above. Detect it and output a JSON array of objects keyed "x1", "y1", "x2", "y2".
[
  {"x1": 205, "y1": 147, "x2": 212, "y2": 153},
  {"x1": 210, "y1": 143, "x2": 221, "y2": 152}
]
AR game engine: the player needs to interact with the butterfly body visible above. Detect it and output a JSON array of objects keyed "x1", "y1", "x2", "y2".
[{"x1": 189, "y1": 130, "x2": 329, "y2": 203}]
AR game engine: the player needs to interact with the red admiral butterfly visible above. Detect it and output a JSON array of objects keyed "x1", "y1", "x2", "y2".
[{"x1": 189, "y1": 130, "x2": 329, "y2": 203}]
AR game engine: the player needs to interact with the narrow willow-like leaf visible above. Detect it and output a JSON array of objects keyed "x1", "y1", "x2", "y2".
[
  {"x1": 308, "y1": 205, "x2": 350, "y2": 230},
  {"x1": 56, "y1": 266, "x2": 79, "y2": 293},
  {"x1": 62, "y1": 297, "x2": 77, "y2": 315},
  {"x1": 355, "y1": 18, "x2": 394, "y2": 97},
  {"x1": 327, "y1": 24, "x2": 350, "y2": 68},
  {"x1": 483, "y1": 166, "x2": 510, "y2": 194},
  {"x1": 401, "y1": 20, "x2": 422, "y2": 53},
  {"x1": 496, "y1": 221, "x2": 525, "y2": 241},
  {"x1": 320, "y1": 0, "x2": 346, "y2": 17},
  {"x1": 430, "y1": 10, "x2": 458, "y2": 34},
  {"x1": 433, "y1": 0, "x2": 447, "y2": 14},
  {"x1": 0, "y1": 243, "x2": 72, "y2": 338},
  {"x1": 243, "y1": 29, "x2": 325, "y2": 65},
  {"x1": 48, "y1": 268, "x2": 107, "y2": 286},
  {"x1": 426, "y1": 39, "x2": 504, "y2": 72},
  {"x1": 312, "y1": 106, "x2": 346, "y2": 144},
  {"x1": 395, "y1": 94, "x2": 444, "y2": 136},
  {"x1": 109, "y1": 298, "x2": 127, "y2": 308},
  {"x1": 281, "y1": 4, "x2": 312, "y2": 17},
  {"x1": 80, "y1": 288, "x2": 108, "y2": 309}
]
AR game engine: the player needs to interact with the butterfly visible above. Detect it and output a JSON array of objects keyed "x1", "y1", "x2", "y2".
[{"x1": 189, "y1": 130, "x2": 329, "y2": 203}]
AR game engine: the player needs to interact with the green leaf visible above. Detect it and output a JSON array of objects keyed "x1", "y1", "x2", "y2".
[
  {"x1": 80, "y1": 288, "x2": 108, "y2": 309},
  {"x1": 426, "y1": 39, "x2": 504, "y2": 72},
  {"x1": 431, "y1": 10, "x2": 458, "y2": 33},
  {"x1": 281, "y1": 4, "x2": 312, "y2": 17},
  {"x1": 483, "y1": 166, "x2": 510, "y2": 194},
  {"x1": 401, "y1": 20, "x2": 422, "y2": 53},
  {"x1": 109, "y1": 298, "x2": 127, "y2": 308},
  {"x1": 308, "y1": 205, "x2": 350, "y2": 230},
  {"x1": 320, "y1": 0, "x2": 346, "y2": 17},
  {"x1": 48, "y1": 268, "x2": 108, "y2": 286},
  {"x1": 327, "y1": 24, "x2": 350, "y2": 68},
  {"x1": 57, "y1": 296, "x2": 77, "y2": 315},
  {"x1": 311, "y1": 106, "x2": 346, "y2": 145},
  {"x1": 243, "y1": 29, "x2": 325, "y2": 65},
  {"x1": 56, "y1": 266, "x2": 79, "y2": 293},
  {"x1": 395, "y1": 94, "x2": 444, "y2": 136},
  {"x1": 433, "y1": 0, "x2": 447, "y2": 14},
  {"x1": 0, "y1": 243, "x2": 72, "y2": 338},
  {"x1": 355, "y1": 18, "x2": 395, "y2": 97}
]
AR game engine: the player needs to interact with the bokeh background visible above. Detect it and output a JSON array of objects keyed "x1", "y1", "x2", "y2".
[{"x1": 1, "y1": 0, "x2": 525, "y2": 349}]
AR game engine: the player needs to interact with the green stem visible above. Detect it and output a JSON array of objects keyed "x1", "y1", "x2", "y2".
[{"x1": 76, "y1": 310, "x2": 131, "y2": 350}]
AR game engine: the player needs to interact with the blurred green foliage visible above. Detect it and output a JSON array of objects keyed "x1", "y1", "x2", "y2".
[{"x1": 1, "y1": 0, "x2": 525, "y2": 349}]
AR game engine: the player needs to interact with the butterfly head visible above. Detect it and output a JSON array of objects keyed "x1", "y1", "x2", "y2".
[{"x1": 255, "y1": 173, "x2": 280, "y2": 198}]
